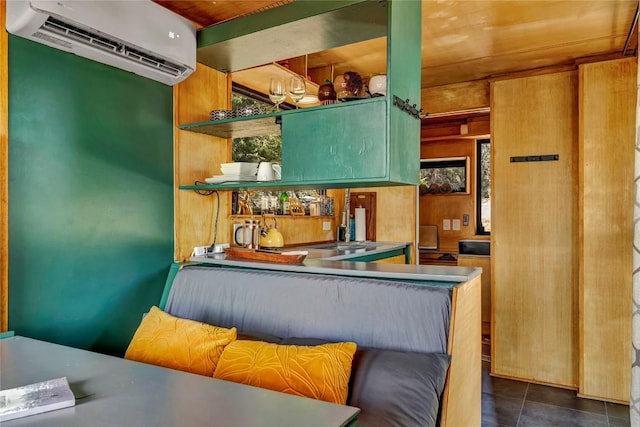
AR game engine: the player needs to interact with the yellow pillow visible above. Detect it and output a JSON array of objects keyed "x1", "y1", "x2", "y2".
[
  {"x1": 124, "y1": 306, "x2": 237, "y2": 376},
  {"x1": 213, "y1": 340, "x2": 357, "y2": 404}
]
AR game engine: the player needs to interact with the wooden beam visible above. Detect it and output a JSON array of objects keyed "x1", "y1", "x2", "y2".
[
  {"x1": 421, "y1": 80, "x2": 489, "y2": 116},
  {"x1": 421, "y1": 115, "x2": 490, "y2": 141},
  {"x1": 1, "y1": 0, "x2": 8, "y2": 332}
]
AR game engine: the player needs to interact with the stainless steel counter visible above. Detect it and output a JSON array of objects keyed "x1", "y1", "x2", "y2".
[
  {"x1": 190, "y1": 241, "x2": 481, "y2": 284},
  {"x1": 289, "y1": 241, "x2": 409, "y2": 261}
]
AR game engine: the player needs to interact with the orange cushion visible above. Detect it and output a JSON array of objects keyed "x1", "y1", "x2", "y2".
[
  {"x1": 124, "y1": 306, "x2": 237, "y2": 376},
  {"x1": 213, "y1": 340, "x2": 357, "y2": 404}
]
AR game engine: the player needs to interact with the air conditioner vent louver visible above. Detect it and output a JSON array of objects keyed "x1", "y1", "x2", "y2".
[
  {"x1": 41, "y1": 17, "x2": 187, "y2": 78},
  {"x1": 33, "y1": 31, "x2": 72, "y2": 49},
  {"x1": 6, "y1": 0, "x2": 196, "y2": 85}
]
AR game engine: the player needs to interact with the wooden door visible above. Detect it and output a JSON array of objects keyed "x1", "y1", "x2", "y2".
[
  {"x1": 491, "y1": 71, "x2": 578, "y2": 387},
  {"x1": 350, "y1": 192, "x2": 376, "y2": 241},
  {"x1": 578, "y1": 58, "x2": 635, "y2": 403}
]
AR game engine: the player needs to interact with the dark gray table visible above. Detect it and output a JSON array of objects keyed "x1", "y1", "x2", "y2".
[{"x1": 0, "y1": 336, "x2": 360, "y2": 426}]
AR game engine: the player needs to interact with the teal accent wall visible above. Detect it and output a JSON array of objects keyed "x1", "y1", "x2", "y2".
[{"x1": 8, "y1": 36, "x2": 174, "y2": 356}]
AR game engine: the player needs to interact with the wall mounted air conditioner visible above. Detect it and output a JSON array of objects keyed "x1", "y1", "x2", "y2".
[{"x1": 6, "y1": 0, "x2": 196, "y2": 86}]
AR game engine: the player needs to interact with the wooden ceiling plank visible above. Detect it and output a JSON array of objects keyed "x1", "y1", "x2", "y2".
[{"x1": 158, "y1": 0, "x2": 638, "y2": 89}]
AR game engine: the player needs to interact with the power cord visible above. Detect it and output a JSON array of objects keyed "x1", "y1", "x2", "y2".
[
  {"x1": 208, "y1": 190, "x2": 220, "y2": 252},
  {"x1": 190, "y1": 181, "x2": 220, "y2": 253},
  {"x1": 193, "y1": 180, "x2": 215, "y2": 196}
]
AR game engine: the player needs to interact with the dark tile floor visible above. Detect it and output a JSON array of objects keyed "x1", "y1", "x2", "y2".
[{"x1": 482, "y1": 362, "x2": 631, "y2": 427}]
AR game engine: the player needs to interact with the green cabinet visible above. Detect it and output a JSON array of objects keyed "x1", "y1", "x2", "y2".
[
  {"x1": 281, "y1": 99, "x2": 387, "y2": 186},
  {"x1": 179, "y1": 0, "x2": 421, "y2": 191}
]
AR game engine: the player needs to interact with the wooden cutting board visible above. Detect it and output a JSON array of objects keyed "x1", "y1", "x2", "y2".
[{"x1": 349, "y1": 192, "x2": 376, "y2": 241}]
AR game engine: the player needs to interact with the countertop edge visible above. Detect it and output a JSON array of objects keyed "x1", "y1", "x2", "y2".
[{"x1": 188, "y1": 256, "x2": 482, "y2": 283}]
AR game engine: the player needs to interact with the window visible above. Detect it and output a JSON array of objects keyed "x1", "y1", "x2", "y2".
[
  {"x1": 419, "y1": 157, "x2": 468, "y2": 194},
  {"x1": 231, "y1": 85, "x2": 283, "y2": 163},
  {"x1": 476, "y1": 139, "x2": 491, "y2": 234},
  {"x1": 229, "y1": 86, "x2": 326, "y2": 217}
]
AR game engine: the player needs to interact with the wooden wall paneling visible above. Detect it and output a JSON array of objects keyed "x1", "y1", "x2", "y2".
[
  {"x1": 174, "y1": 64, "x2": 231, "y2": 261},
  {"x1": 229, "y1": 216, "x2": 336, "y2": 246},
  {"x1": 419, "y1": 139, "x2": 477, "y2": 250},
  {"x1": 578, "y1": 57, "x2": 636, "y2": 403},
  {"x1": 307, "y1": 64, "x2": 333, "y2": 86},
  {"x1": 491, "y1": 71, "x2": 578, "y2": 387},
  {"x1": 421, "y1": 80, "x2": 489, "y2": 115},
  {"x1": 1, "y1": 1, "x2": 8, "y2": 332},
  {"x1": 373, "y1": 186, "x2": 416, "y2": 263},
  {"x1": 468, "y1": 116, "x2": 491, "y2": 137},
  {"x1": 285, "y1": 55, "x2": 306, "y2": 77},
  {"x1": 458, "y1": 255, "x2": 492, "y2": 336},
  {"x1": 355, "y1": 186, "x2": 416, "y2": 264}
]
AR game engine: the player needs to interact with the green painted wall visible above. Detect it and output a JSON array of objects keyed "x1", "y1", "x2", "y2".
[{"x1": 8, "y1": 36, "x2": 174, "y2": 356}]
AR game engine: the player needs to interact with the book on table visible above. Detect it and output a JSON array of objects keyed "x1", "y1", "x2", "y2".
[{"x1": 0, "y1": 377, "x2": 75, "y2": 421}]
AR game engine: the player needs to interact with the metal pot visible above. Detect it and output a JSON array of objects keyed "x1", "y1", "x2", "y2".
[{"x1": 260, "y1": 216, "x2": 284, "y2": 248}]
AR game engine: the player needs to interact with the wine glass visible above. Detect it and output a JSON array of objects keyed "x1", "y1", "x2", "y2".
[
  {"x1": 288, "y1": 75, "x2": 306, "y2": 109},
  {"x1": 269, "y1": 77, "x2": 286, "y2": 110}
]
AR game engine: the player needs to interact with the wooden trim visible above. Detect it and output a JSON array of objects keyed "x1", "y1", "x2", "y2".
[
  {"x1": 488, "y1": 64, "x2": 577, "y2": 82},
  {"x1": 574, "y1": 52, "x2": 628, "y2": 66},
  {"x1": 1, "y1": 0, "x2": 9, "y2": 332},
  {"x1": 440, "y1": 275, "x2": 482, "y2": 427}
]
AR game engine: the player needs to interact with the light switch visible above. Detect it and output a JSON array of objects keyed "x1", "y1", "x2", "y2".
[
  {"x1": 452, "y1": 219, "x2": 461, "y2": 231},
  {"x1": 443, "y1": 219, "x2": 451, "y2": 231},
  {"x1": 323, "y1": 221, "x2": 331, "y2": 231}
]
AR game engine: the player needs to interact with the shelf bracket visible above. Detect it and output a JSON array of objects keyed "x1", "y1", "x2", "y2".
[{"x1": 393, "y1": 95, "x2": 428, "y2": 119}]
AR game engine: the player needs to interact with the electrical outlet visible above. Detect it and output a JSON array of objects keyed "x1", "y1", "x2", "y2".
[
  {"x1": 192, "y1": 245, "x2": 209, "y2": 256},
  {"x1": 463, "y1": 214, "x2": 470, "y2": 226},
  {"x1": 443, "y1": 219, "x2": 451, "y2": 231},
  {"x1": 452, "y1": 219, "x2": 461, "y2": 231},
  {"x1": 213, "y1": 243, "x2": 230, "y2": 253},
  {"x1": 323, "y1": 221, "x2": 331, "y2": 231}
]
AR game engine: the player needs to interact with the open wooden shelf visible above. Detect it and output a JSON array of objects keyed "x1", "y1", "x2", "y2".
[{"x1": 178, "y1": 96, "x2": 380, "y2": 140}]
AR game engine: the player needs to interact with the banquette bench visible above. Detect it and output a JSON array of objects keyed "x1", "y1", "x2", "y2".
[{"x1": 143, "y1": 264, "x2": 481, "y2": 426}]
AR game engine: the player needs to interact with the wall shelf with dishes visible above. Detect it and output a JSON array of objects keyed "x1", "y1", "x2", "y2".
[
  {"x1": 179, "y1": 0, "x2": 421, "y2": 191},
  {"x1": 178, "y1": 96, "x2": 381, "y2": 139},
  {"x1": 232, "y1": 62, "x2": 321, "y2": 108}
]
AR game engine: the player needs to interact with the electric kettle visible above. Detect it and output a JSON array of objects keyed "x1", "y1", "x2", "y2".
[{"x1": 260, "y1": 216, "x2": 284, "y2": 248}]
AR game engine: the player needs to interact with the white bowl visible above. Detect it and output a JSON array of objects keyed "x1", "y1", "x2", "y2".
[
  {"x1": 220, "y1": 162, "x2": 258, "y2": 176},
  {"x1": 368, "y1": 75, "x2": 387, "y2": 96}
]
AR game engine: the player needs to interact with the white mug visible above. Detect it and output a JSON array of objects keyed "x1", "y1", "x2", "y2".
[{"x1": 257, "y1": 162, "x2": 281, "y2": 181}]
